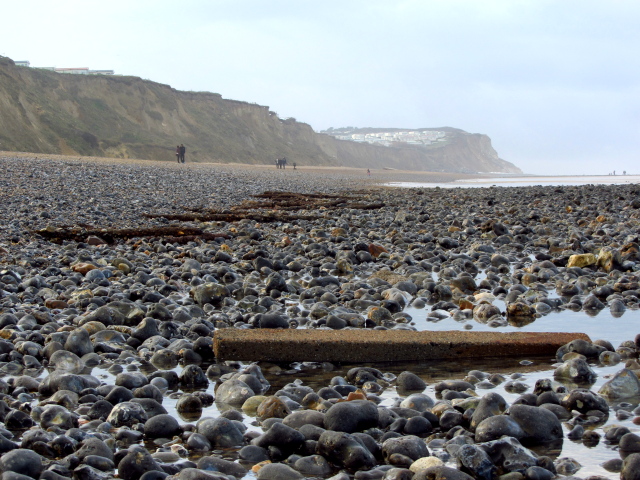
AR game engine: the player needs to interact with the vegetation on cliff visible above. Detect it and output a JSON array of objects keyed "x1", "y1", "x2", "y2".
[{"x1": 0, "y1": 56, "x2": 521, "y2": 173}]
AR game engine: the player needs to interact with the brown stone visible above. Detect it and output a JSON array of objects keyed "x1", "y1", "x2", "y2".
[
  {"x1": 473, "y1": 303, "x2": 501, "y2": 321},
  {"x1": 345, "y1": 390, "x2": 367, "y2": 402},
  {"x1": 506, "y1": 302, "x2": 536, "y2": 317},
  {"x1": 614, "y1": 281, "x2": 640, "y2": 292},
  {"x1": 549, "y1": 244, "x2": 567, "y2": 254},
  {"x1": 353, "y1": 288, "x2": 369, "y2": 299},
  {"x1": 520, "y1": 273, "x2": 538, "y2": 286},
  {"x1": 256, "y1": 395, "x2": 291, "y2": 420},
  {"x1": 458, "y1": 299, "x2": 474, "y2": 310},
  {"x1": 370, "y1": 270, "x2": 407, "y2": 285},
  {"x1": 80, "y1": 321, "x2": 106, "y2": 336},
  {"x1": 44, "y1": 299, "x2": 68, "y2": 309},
  {"x1": 450, "y1": 277, "x2": 477, "y2": 295},
  {"x1": 367, "y1": 307, "x2": 393, "y2": 324},
  {"x1": 369, "y1": 243, "x2": 388, "y2": 258},
  {"x1": 86, "y1": 235, "x2": 108, "y2": 246},
  {"x1": 337, "y1": 259, "x2": 353, "y2": 274},
  {"x1": 251, "y1": 461, "x2": 271, "y2": 473},
  {"x1": 0, "y1": 331, "x2": 16, "y2": 340},
  {"x1": 621, "y1": 242, "x2": 639, "y2": 259},
  {"x1": 72, "y1": 263, "x2": 97, "y2": 274},
  {"x1": 597, "y1": 248, "x2": 621, "y2": 273}
]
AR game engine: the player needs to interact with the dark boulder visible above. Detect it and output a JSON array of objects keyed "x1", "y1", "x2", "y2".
[
  {"x1": 324, "y1": 400, "x2": 379, "y2": 433},
  {"x1": 316, "y1": 430, "x2": 376, "y2": 471}
]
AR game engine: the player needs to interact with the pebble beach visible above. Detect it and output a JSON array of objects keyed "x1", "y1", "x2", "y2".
[{"x1": 2, "y1": 153, "x2": 640, "y2": 480}]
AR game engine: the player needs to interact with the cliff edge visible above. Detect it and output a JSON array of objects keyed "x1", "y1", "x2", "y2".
[{"x1": 0, "y1": 56, "x2": 521, "y2": 173}]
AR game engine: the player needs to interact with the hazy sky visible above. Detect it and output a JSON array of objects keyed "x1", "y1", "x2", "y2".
[{"x1": 2, "y1": 0, "x2": 639, "y2": 174}]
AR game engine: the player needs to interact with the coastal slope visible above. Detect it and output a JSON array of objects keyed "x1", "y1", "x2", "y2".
[{"x1": 0, "y1": 56, "x2": 521, "y2": 173}]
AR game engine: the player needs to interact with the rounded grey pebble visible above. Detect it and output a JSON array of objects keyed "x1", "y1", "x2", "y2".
[
  {"x1": 256, "y1": 463, "x2": 303, "y2": 480},
  {"x1": 0, "y1": 449, "x2": 44, "y2": 478}
]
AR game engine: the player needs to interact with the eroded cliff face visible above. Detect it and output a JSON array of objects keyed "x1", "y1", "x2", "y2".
[
  {"x1": 0, "y1": 56, "x2": 521, "y2": 173},
  {"x1": 327, "y1": 131, "x2": 520, "y2": 173}
]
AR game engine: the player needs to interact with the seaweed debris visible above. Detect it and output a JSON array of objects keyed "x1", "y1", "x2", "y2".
[
  {"x1": 145, "y1": 191, "x2": 385, "y2": 222},
  {"x1": 34, "y1": 226, "x2": 229, "y2": 244},
  {"x1": 33, "y1": 191, "x2": 384, "y2": 244}
]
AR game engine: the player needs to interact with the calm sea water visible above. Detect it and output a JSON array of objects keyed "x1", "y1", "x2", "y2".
[{"x1": 388, "y1": 174, "x2": 640, "y2": 189}]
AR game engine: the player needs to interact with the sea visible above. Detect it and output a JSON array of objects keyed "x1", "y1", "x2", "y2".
[{"x1": 388, "y1": 174, "x2": 640, "y2": 189}]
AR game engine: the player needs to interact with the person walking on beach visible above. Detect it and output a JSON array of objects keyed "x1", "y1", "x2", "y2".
[
  {"x1": 179, "y1": 144, "x2": 186, "y2": 163},
  {"x1": 175, "y1": 145, "x2": 180, "y2": 163},
  {"x1": 367, "y1": 169, "x2": 371, "y2": 176}
]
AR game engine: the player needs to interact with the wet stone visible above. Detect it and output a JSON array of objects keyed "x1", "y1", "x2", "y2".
[
  {"x1": 0, "y1": 449, "x2": 44, "y2": 478},
  {"x1": 4, "y1": 157, "x2": 640, "y2": 479},
  {"x1": 106, "y1": 401, "x2": 148, "y2": 427}
]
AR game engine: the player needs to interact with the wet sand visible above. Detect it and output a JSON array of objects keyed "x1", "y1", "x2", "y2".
[{"x1": 0, "y1": 150, "x2": 482, "y2": 184}]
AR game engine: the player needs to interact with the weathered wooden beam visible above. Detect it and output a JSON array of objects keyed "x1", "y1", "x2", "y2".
[{"x1": 213, "y1": 329, "x2": 590, "y2": 363}]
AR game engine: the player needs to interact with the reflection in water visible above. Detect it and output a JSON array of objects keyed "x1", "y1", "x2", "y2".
[
  {"x1": 528, "y1": 440, "x2": 564, "y2": 461},
  {"x1": 18, "y1": 345, "x2": 630, "y2": 479},
  {"x1": 406, "y1": 301, "x2": 640, "y2": 348},
  {"x1": 507, "y1": 315, "x2": 537, "y2": 327}
]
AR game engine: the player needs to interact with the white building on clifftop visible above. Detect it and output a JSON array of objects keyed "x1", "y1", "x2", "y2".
[{"x1": 15, "y1": 61, "x2": 114, "y2": 75}]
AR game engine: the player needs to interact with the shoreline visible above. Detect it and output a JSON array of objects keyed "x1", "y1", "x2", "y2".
[
  {"x1": 4, "y1": 150, "x2": 635, "y2": 187},
  {"x1": 0, "y1": 150, "x2": 487, "y2": 184}
]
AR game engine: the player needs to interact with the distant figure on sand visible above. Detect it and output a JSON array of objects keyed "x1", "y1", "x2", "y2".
[
  {"x1": 176, "y1": 146, "x2": 180, "y2": 163},
  {"x1": 367, "y1": 169, "x2": 370, "y2": 176},
  {"x1": 276, "y1": 157, "x2": 287, "y2": 169},
  {"x1": 179, "y1": 144, "x2": 186, "y2": 163},
  {"x1": 293, "y1": 162, "x2": 296, "y2": 170}
]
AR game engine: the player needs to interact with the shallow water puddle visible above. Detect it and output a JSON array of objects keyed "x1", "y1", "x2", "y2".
[
  {"x1": 406, "y1": 303, "x2": 640, "y2": 348},
  {"x1": 134, "y1": 357, "x2": 634, "y2": 479}
]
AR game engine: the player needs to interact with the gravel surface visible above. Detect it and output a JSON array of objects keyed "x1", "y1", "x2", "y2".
[
  {"x1": 0, "y1": 154, "x2": 379, "y2": 251},
  {"x1": 2, "y1": 153, "x2": 640, "y2": 480}
]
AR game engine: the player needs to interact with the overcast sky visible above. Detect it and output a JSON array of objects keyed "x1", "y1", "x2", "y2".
[{"x1": 2, "y1": 0, "x2": 639, "y2": 175}]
